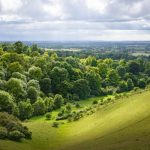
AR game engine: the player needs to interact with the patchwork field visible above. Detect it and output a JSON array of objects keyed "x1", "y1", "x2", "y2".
[{"x1": 1, "y1": 91, "x2": 150, "y2": 150}]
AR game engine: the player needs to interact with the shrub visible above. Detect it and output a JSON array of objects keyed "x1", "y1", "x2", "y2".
[
  {"x1": 8, "y1": 130, "x2": 25, "y2": 141},
  {"x1": 52, "y1": 122, "x2": 59, "y2": 128},
  {"x1": 21, "y1": 126, "x2": 32, "y2": 139},
  {"x1": 0, "y1": 127, "x2": 8, "y2": 139},
  {"x1": 57, "y1": 108, "x2": 65, "y2": 117},
  {"x1": 75, "y1": 102, "x2": 80, "y2": 108},
  {"x1": 92, "y1": 100, "x2": 98, "y2": 105},
  {"x1": 45, "y1": 112, "x2": 51, "y2": 120},
  {"x1": 56, "y1": 114, "x2": 69, "y2": 121},
  {"x1": 65, "y1": 103, "x2": 72, "y2": 112},
  {"x1": 0, "y1": 112, "x2": 32, "y2": 141}
]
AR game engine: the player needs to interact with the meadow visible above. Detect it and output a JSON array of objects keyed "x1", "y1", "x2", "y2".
[{"x1": 1, "y1": 90, "x2": 150, "y2": 150}]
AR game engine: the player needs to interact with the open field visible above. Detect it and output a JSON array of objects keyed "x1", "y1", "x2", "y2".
[
  {"x1": 132, "y1": 52, "x2": 150, "y2": 57},
  {"x1": 1, "y1": 91, "x2": 150, "y2": 150}
]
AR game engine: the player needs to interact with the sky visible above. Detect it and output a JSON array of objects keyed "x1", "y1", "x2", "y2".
[{"x1": 0, "y1": 0, "x2": 150, "y2": 41}]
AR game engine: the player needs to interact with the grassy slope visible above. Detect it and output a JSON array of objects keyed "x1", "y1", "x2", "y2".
[{"x1": 1, "y1": 91, "x2": 150, "y2": 150}]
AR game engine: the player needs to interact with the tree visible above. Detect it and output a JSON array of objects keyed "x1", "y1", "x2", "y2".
[
  {"x1": 65, "y1": 56, "x2": 79, "y2": 68},
  {"x1": 27, "y1": 79, "x2": 40, "y2": 90},
  {"x1": 98, "y1": 63, "x2": 108, "y2": 78},
  {"x1": 18, "y1": 101, "x2": 33, "y2": 120},
  {"x1": 85, "y1": 71, "x2": 101, "y2": 96},
  {"x1": 127, "y1": 78, "x2": 134, "y2": 91},
  {"x1": 73, "y1": 79, "x2": 91, "y2": 99},
  {"x1": 50, "y1": 67, "x2": 68, "y2": 93},
  {"x1": 31, "y1": 44, "x2": 39, "y2": 52},
  {"x1": 118, "y1": 81, "x2": 128, "y2": 92},
  {"x1": 40, "y1": 78, "x2": 51, "y2": 95},
  {"x1": 57, "y1": 80, "x2": 73, "y2": 97},
  {"x1": 128, "y1": 61, "x2": 140, "y2": 74},
  {"x1": 27, "y1": 86, "x2": 38, "y2": 103},
  {"x1": 8, "y1": 62, "x2": 23, "y2": 76},
  {"x1": 85, "y1": 56, "x2": 97, "y2": 67},
  {"x1": 28, "y1": 66, "x2": 42, "y2": 81},
  {"x1": 33, "y1": 99, "x2": 46, "y2": 115},
  {"x1": 12, "y1": 72, "x2": 26, "y2": 82},
  {"x1": 116, "y1": 65, "x2": 126, "y2": 78},
  {"x1": 54, "y1": 94, "x2": 64, "y2": 109},
  {"x1": 44, "y1": 97, "x2": 54, "y2": 112},
  {"x1": 13, "y1": 41, "x2": 24, "y2": 54},
  {"x1": 6, "y1": 78, "x2": 27, "y2": 100},
  {"x1": 138, "y1": 79, "x2": 146, "y2": 88},
  {"x1": 107, "y1": 69, "x2": 119, "y2": 86},
  {"x1": 0, "y1": 80, "x2": 6, "y2": 90},
  {"x1": 0, "y1": 90, "x2": 14, "y2": 113}
]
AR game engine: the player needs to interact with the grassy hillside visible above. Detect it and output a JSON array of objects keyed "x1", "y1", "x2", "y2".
[{"x1": 1, "y1": 91, "x2": 150, "y2": 150}]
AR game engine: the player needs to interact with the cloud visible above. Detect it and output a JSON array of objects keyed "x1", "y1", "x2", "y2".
[{"x1": 0, "y1": 0, "x2": 150, "y2": 41}]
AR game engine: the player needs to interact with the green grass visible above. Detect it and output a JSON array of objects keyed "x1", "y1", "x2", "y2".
[{"x1": 1, "y1": 91, "x2": 150, "y2": 150}]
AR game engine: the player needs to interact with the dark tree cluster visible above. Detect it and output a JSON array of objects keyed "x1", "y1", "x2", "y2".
[{"x1": 0, "y1": 41, "x2": 149, "y2": 123}]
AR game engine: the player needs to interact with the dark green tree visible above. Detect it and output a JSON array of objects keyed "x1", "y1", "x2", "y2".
[
  {"x1": 73, "y1": 79, "x2": 91, "y2": 99},
  {"x1": 50, "y1": 67, "x2": 68, "y2": 93},
  {"x1": 27, "y1": 86, "x2": 38, "y2": 103},
  {"x1": 18, "y1": 100, "x2": 33, "y2": 120},
  {"x1": 6, "y1": 78, "x2": 27, "y2": 100},
  {"x1": 128, "y1": 61, "x2": 140, "y2": 75},
  {"x1": 127, "y1": 78, "x2": 134, "y2": 91},
  {"x1": 33, "y1": 99, "x2": 46, "y2": 115},
  {"x1": 0, "y1": 90, "x2": 14, "y2": 113},
  {"x1": 40, "y1": 78, "x2": 51, "y2": 95},
  {"x1": 138, "y1": 79, "x2": 146, "y2": 88},
  {"x1": 54, "y1": 94, "x2": 64, "y2": 109},
  {"x1": 85, "y1": 71, "x2": 101, "y2": 96}
]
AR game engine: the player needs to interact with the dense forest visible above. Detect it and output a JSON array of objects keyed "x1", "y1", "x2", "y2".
[{"x1": 0, "y1": 41, "x2": 150, "y2": 141}]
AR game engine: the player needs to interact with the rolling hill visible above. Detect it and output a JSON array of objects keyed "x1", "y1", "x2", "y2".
[{"x1": 1, "y1": 90, "x2": 150, "y2": 150}]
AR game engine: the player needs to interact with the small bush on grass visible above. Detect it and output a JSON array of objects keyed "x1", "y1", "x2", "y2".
[
  {"x1": 92, "y1": 100, "x2": 98, "y2": 105},
  {"x1": 75, "y1": 102, "x2": 81, "y2": 108},
  {"x1": 0, "y1": 112, "x2": 32, "y2": 141},
  {"x1": 52, "y1": 122, "x2": 59, "y2": 128},
  {"x1": 8, "y1": 130, "x2": 24, "y2": 141},
  {"x1": 45, "y1": 112, "x2": 51, "y2": 120}
]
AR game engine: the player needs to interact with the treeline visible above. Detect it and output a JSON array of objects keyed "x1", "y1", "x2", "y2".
[
  {"x1": 0, "y1": 41, "x2": 150, "y2": 122},
  {"x1": 56, "y1": 49, "x2": 135, "y2": 60}
]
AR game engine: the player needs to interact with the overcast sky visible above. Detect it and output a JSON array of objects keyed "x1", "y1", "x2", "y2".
[{"x1": 0, "y1": 0, "x2": 150, "y2": 41}]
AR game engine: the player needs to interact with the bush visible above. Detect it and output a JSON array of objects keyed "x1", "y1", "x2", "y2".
[
  {"x1": 22, "y1": 128, "x2": 32, "y2": 139},
  {"x1": 65, "y1": 103, "x2": 72, "y2": 112},
  {"x1": 92, "y1": 100, "x2": 98, "y2": 105},
  {"x1": 0, "y1": 112, "x2": 32, "y2": 141},
  {"x1": 75, "y1": 102, "x2": 81, "y2": 108},
  {"x1": 45, "y1": 112, "x2": 51, "y2": 120},
  {"x1": 52, "y1": 122, "x2": 59, "y2": 128},
  {"x1": 0, "y1": 127, "x2": 8, "y2": 139},
  {"x1": 8, "y1": 130, "x2": 24, "y2": 141},
  {"x1": 56, "y1": 114, "x2": 69, "y2": 121}
]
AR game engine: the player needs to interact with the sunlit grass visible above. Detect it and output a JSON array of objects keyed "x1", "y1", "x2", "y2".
[{"x1": 1, "y1": 90, "x2": 150, "y2": 150}]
